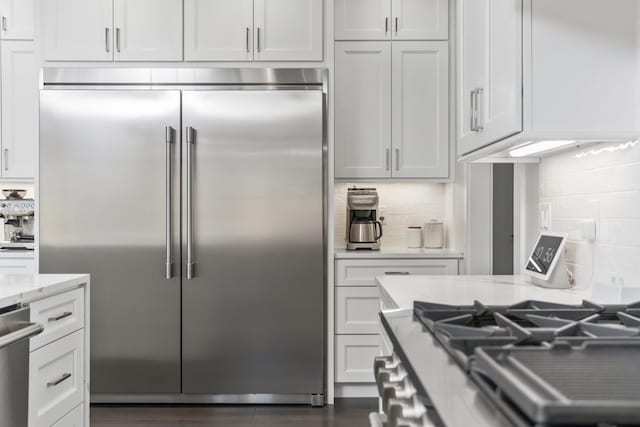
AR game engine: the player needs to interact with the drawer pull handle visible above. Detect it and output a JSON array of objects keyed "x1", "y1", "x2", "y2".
[
  {"x1": 47, "y1": 373, "x2": 71, "y2": 387},
  {"x1": 48, "y1": 312, "x2": 73, "y2": 322},
  {"x1": 384, "y1": 272, "x2": 411, "y2": 276}
]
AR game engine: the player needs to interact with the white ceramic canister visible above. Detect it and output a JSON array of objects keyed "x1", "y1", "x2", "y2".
[
  {"x1": 407, "y1": 226, "x2": 423, "y2": 248},
  {"x1": 423, "y1": 220, "x2": 444, "y2": 249}
]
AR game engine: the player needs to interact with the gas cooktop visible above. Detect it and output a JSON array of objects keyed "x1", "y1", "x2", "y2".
[{"x1": 413, "y1": 300, "x2": 640, "y2": 426}]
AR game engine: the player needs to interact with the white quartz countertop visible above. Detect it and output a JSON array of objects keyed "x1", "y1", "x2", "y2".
[
  {"x1": 0, "y1": 274, "x2": 89, "y2": 308},
  {"x1": 377, "y1": 274, "x2": 598, "y2": 310},
  {"x1": 335, "y1": 247, "x2": 464, "y2": 259}
]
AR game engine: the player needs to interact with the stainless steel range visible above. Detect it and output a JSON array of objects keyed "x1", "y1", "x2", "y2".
[{"x1": 376, "y1": 300, "x2": 640, "y2": 427}]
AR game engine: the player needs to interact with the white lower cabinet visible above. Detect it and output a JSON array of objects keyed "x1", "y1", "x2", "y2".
[
  {"x1": 51, "y1": 404, "x2": 83, "y2": 427},
  {"x1": 336, "y1": 286, "x2": 380, "y2": 334},
  {"x1": 29, "y1": 330, "x2": 84, "y2": 427},
  {"x1": 334, "y1": 257, "x2": 459, "y2": 393},
  {"x1": 335, "y1": 335, "x2": 380, "y2": 383},
  {"x1": 28, "y1": 287, "x2": 87, "y2": 427},
  {"x1": 0, "y1": 257, "x2": 36, "y2": 273}
]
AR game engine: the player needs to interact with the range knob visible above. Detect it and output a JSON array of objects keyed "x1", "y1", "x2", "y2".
[
  {"x1": 389, "y1": 415, "x2": 433, "y2": 427},
  {"x1": 374, "y1": 354, "x2": 401, "y2": 378},
  {"x1": 381, "y1": 376, "x2": 416, "y2": 412},
  {"x1": 376, "y1": 365, "x2": 407, "y2": 395},
  {"x1": 387, "y1": 395, "x2": 427, "y2": 422}
]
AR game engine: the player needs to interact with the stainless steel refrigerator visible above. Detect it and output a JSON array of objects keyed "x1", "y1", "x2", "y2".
[{"x1": 40, "y1": 68, "x2": 326, "y2": 405}]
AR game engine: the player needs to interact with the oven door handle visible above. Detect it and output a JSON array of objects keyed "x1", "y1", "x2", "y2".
[{"x1": 0, "y1": 322, "x2": 43, "y2": 349}]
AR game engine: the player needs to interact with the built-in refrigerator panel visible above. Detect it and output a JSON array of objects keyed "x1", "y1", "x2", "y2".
[
  {"x1": 40, "y1": 90, "x2": 182, "y2": 394},
  {"x1": 181, "y1": 90, "x2": 325, "y2": 395}
]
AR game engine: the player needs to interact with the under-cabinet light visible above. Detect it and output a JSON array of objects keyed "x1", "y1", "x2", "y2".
[{"x1": 509, "y1": 140, "x2": 577, "y2": 158}]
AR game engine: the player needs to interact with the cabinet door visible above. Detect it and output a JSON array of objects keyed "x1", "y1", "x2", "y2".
[
  {"x1": 254, "y1": 0, "x2": 323, "y2": 61},
  {"x1": 457, "y1": 0, "x2": 522, "y2": 156},
  {"x1": 335, "y1": 42, "x2": 391, "y2": 178},
  {"x1": 42, "y1": 0, "x2": 113, "y2": 61},
  {"x1": 1, "y1": 41, "x2": 37, "y2": 178},
  {"x1": 392, "y1": 41, "x2": 449, "y2": 178},
  {"x1": 391, "y1": 0, "x2": 448, "y2": 40},
  {"x1": 113, "y1": 0, "x2": 182, "y2": 61},
  {"x1": 0, "y1": 0, "x2": 34, "y2": 40},
  {"x1": 335, "y1": 0, "x2": 391, "y2": 40},
  {"x1": 185, "y1": 0, "x2": 253, "y2": 61}
]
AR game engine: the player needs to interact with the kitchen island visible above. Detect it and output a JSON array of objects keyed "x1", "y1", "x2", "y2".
[
  {"x1": 374, "y1": 275, "x2": 633, "y2": 427},
  {"x1": 0, "y1": 274, "x2": 90, "y2": 427}
]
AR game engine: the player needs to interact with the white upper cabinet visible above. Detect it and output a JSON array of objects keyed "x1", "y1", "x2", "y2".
[
  {"x1": 457, "y1": 0, "x2": 640, "y2": 160},
  {"x1": 457, "y1": 0, "x2": 522, "y2": 157},
  {"x1": 391, "y1": 0, "x2": 448, "y2": 40},
  {"x1": 1, "y1": 41, "x2": 38, "y2": 178},
  {"x1": 42, "y1": 0, "x2": 113, "y2": 61},
  {"x1": 392, "y1": 41, "x2": 448, "y2": 178},
  {"x1": 335, "y1": 0, "x2": 447, "y2": 40},
  {"x1": 113, "y1": 0, "x2": 182, "y2": 61},
  {"x1": 184, "y1": 0, "x2": 253, "y2": 61},
  {"x1": 0, "y1": 0, "x2": 34, "y2": 40},
  {"x1": 335, "y1": 42, "x2": 392, "y2": 178},
  {"x1": 335, "y1": 0, "x2": 391, "y2": 41},
  {"x1": 254, "y1": 0, "x2": 323, "y2": 61}
]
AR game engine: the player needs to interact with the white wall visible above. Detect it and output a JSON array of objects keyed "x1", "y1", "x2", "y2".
[
  {"x1": 539, "y1": 140, "x2": 640, "y2": 294},
  {"x1": 334, "y1": 182, "x2": 452, "y2": 249}
]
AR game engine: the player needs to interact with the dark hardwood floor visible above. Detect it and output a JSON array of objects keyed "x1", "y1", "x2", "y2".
[{"x1": 91, "y1": 398, "x2": 377, "y2": 426}]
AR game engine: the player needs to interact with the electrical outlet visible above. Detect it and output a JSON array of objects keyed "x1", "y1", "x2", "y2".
[
  {"x1": 587, "y1": 199, "x2": 600, "y2": 241},
  {"x1": 540, "y1": 203, "x2": 551, "y2": 230}
]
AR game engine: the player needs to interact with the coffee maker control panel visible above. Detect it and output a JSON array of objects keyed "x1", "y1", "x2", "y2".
[{"x1": 0, "y1": 199, "x2": 35, "y2": 217}]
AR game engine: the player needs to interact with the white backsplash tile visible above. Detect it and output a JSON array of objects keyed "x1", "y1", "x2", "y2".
[
  {"x1": 335, "y1": 182, "x2": 450, "y2": 249},
  {"x1": 539, "y1": 140, "x2": 640, "y2": 290}
]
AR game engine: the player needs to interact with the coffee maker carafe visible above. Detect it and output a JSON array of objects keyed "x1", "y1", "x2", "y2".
[{"x1": 345, "y1": 188, "x2": 382, "y2": 251}]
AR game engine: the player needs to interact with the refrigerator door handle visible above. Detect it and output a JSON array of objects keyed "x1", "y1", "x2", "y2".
[
  {"x1": 165, "y1": 126, "x2": 174, "y2": 279},
  {"x1": 186, "y1": 126, "x2": 195, "y2": 280}
]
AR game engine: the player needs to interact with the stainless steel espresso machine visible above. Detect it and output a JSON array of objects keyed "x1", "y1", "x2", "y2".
[
  {"x1": 0, "y1": 190, "x2": 35, "y2": 250},
  {"x1": 345, "y1": 188, "x2": 383, "y2": 251}
]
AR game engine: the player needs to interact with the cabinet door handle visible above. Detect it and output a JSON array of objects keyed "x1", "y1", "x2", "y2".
[
  {"x1": 116, "y1": 27, "x2": 121, "y2": 53},
  {"x1": 476, "y1": 88, "x2": 484, "y2": 131},
  {"x1": 105, "y1": 27, "x2": 110, "y2": 52},
  {"x1": 257, "y1": 27, "x2": 261, "y2": 53},
  {"x1": 385, "y1": 148, "x2": 390, "y2": 171},
  {"x1": 470, "y1": 90, "x2": 476, "y2": 131},
  {"x1": 3, "y1": 148, "x2": 8, "y2": 171},
  {"x1": 384, "y1": 272, "x2": 411, "y2": 276},
  {"x1": 246, "y1": 27, "x2": 250, "y2": 53},
  {"x1": 48, "y1": 312, "x2": 73, "y2": 322},
  {"x1": 47, "y1": 373, "x2": 72, "y2": 388},
  {"x1": 1, "y1": 16, "x2": 6, "y2": 32},
  {"x1": 385, "y1": 17, "x2": 389, "y2": 34},
  {"x1": 395, "y1": 17, "x2": 398, "y2": 34},
  {"x1": 165, "y1": 126, "x2": 174, "y2": 280},
  {"x1": 395, "y1": 148, "x2": 400, "y2": 171}
]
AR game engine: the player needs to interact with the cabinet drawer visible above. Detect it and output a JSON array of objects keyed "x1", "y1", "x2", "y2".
[
  {"x1": 29, "y1": 330, "x2": 84, "y2": 427},
  {"x1": 52, "y1": 403, "x2": 83, "y2": 427},
  {"x1": 336, "y1": 287, "x2": 380, "y2": 334},
  {"x1": 30, "y1": 288, "x2": 84, "y2": 351},
  {"x1": 335, "y1": 335, "x2": 379, "y2": 383},
  {"x1": 0, "y1": 257, "x2": 36, "y2": 273},
  {"x1": 335, "y1": 258, "x2": 458, "y2": 286}
]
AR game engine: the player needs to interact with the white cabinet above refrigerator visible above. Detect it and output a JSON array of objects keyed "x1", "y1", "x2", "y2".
[{"x1": 457, "y1": 0, "x2": 640, "y2": 161}]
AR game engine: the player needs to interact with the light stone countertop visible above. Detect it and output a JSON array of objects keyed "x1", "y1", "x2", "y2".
[{"x1": 0, "y1": 274, "x2": 89, "y2": 308}]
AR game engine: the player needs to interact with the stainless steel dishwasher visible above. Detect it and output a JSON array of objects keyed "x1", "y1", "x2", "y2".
[{"x1": 0, "y1": 305, "x2": 44, "y2": 427}]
